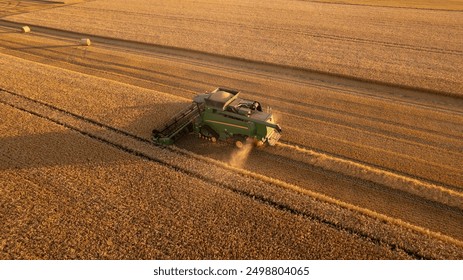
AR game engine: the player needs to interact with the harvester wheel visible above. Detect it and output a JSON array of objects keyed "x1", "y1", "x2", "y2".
[
  {"x1": 235, "y1": 140, "x2": 244, "y2": 149},
  {"x1": 199, "y1": 125, "x2": 219, "y2": 143},
  {"x1": 234, "y1": 135, "x2": 248, "y2": 149}
]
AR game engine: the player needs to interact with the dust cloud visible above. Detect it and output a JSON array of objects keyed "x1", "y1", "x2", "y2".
[{"x1": 229, "y1": 138, "x2": 254, "y2": 168}]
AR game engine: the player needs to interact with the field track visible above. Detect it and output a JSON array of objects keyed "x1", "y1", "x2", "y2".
[{"x1": 1, "y1": 1, "x2": 462, "y2": 259}]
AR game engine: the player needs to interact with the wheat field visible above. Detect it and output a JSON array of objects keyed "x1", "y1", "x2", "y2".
[{"x1": 1, "y1": 0, "x2": 462, "y2": 259}]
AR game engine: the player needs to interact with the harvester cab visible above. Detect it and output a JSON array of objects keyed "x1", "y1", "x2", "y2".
[{"x1": 152, "y1": 87, "x2": 282, "y2": 147}]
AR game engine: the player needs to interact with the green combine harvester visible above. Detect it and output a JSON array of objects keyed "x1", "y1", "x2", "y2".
[{"x1": 152, "y1": 87, "x2": 282, "y2": 147}]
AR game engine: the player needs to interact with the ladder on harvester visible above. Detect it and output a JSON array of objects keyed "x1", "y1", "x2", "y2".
[{"x1": 152, "y1": 102, "x2": 203, "y2": 145}]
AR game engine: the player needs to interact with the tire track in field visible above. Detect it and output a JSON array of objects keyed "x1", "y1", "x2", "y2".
[{"x1": 1, "y1": 88, "x2": 463, "y2": 259}]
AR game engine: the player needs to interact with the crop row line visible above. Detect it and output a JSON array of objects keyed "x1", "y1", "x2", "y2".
[{"x1": 2, "y1": 88, "x2": 463, "y2": 258}]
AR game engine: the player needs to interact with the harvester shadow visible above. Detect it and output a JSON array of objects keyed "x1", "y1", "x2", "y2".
[
  {"x1": 0, "y1": 130, "x2": 132, "y2": 172},
  {"x1": 1, "y1": 101, "x2": 190, "y2": 171}
]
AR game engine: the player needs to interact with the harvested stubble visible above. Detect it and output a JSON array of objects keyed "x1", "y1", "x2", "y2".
[
  {"x1": 5, "y1": 0, "x2": 463, "y2": 95},
  {"x1": 278, "y1": 112, "x2": 463, "y2": 188}
]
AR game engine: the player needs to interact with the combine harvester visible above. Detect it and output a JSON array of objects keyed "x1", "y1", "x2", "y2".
[{"x1": 152, "y1": 88, "x2": 282, "y2": 148}]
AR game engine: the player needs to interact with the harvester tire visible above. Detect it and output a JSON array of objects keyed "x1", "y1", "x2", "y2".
[
  {"x1": 234, "y1": 135, "x2": 248, "y2": 149},
  {"x1": 199, "y1": 125, "x2": 219, "y2": 143},
  {"x1": 235, "y1": 140, "x2": 244, "y2": 149}
]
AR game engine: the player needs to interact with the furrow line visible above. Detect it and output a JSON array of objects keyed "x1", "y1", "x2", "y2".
[{"x1": 2, "y1": 88, "x2": 463, "y2": 258}]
